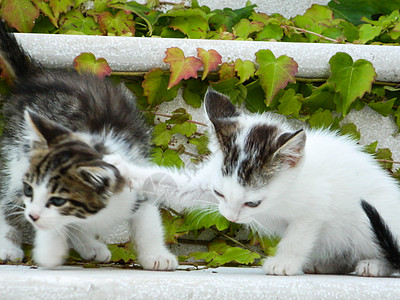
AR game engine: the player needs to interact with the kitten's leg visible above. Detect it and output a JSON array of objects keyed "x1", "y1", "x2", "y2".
[
  {"x1": 0, "y1": 209, "x2": 24, "y2": 262},
  {"x1": 263, "y1": 219, "x2": 320, "y2": 276},
  {"x1": 33, "y1": 229, "x2": 68, "y2": 268},
  {"x1": 67, "y1": 225, "x2": 111, "y2": 262},
  {"x1": 355, "y1": 259, "x2": 393, "y2": 277},
  {"x1": 130, "y1": 202, "x2": 178, "y2": 271}
]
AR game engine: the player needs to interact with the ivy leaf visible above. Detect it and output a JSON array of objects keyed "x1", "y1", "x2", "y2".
[
  {"x1": 109, "y1": 1, "x2": 161, "y2": 36},
  {"x1": 308, "y1": 108, "x2": 334, "y2": 129},
  {"x1": 165, "y1": 108, "x2": 190, "y2": 125},
  {"x1": 31, "y1": 0, "x2": 58, "y2": 28},
  {"x1": 182, "y1": 79, "x2": 208, "y2": 108},
  {"x1": 171, "y1": 122, "x2": 197, "y2": 137},
  {"x1": 197, "y1": 48, "x2": 222, "y2": 80},
  {"x1": 152, "y1": 123, "x2": 172, "y2": 147},
  {"x1": 73, "y1": 52, "x2": 112, "y2": 78},
  {"x1": 151, "y1": 147, "x2": 184, "y2": 168},
  {"x1": 375, "y1": 148, "x2": 393, "y2": 170},
  {"x1": 188, "y1": 251, "x2": 218, "y2": 263},
  {"x1": 189, "y1": 135, "x2": 210, "y2": 155},
  {"x1": 209, "y1": 246, "x2": 260, "y2": 267},
  {"x1": 59, "y1": 11, "x2": 102, "y2": 35},
  {"x1": 233, "y1": 19, "x2": 264, "y2": 39},
  {"x1": 97, "y1": 10, "x2": 135, "y2": 36},
  {"x1": 218, "y1": 63, "x2": 236, "y2": 80},
  {"x1": 356, "y1": 24, "x2": 382, "y2": 44},
  {"x1": 234, "y1": 59, "x2": 255, "y2": 84},
  {"x1": 180, "y1": 209, "x2": 230, "y2": 232},
  {"x1": 142, "y1": 68, "x2": 180, "y2": 106},
  {"x1": 327, "y1": 52, "x2": 376, "y2": 116},
  {"x1": 1, "y1": 0, "x2": 40, "y2": 32},
  {"x1": 108, "y1": 244, "x2": 136, "y2": 263},
  {"x1": 255, "y1": 49, "x2": 298, "y2": 106},
  {"x1": 47, "y1": 0, "x2": 74, "y2": 19},
  {"x1": 255, "y1": 24, "x2": 284, "y2": 41},
  {"x1": 340, "y1": 123, "x2": 360, "y2": 141},
  {"x1": 244, "y1": 80, "x2": 267, "y2": 113},
  {"x1": 161, "y1": 209, "x2": 185, "y2": 244},
  {"x1": 211, "y1": 77, "x2": 247, "y2": 105},
  {"x1": 277, "y1": 89, "x2": 302, "y2": 118},
  {"x1": 165, "y1": 8, "x2": 209, "y2": 39},
  {"x1": 163, "y1": 47, "x2": 202, "y2": 89},
  {"x1": 368, "y1": 99, "x2": 396, "y2": 117}
]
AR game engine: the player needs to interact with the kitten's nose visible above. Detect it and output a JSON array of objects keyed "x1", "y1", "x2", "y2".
[{"x1": 29, "y1": 214, "x2": 40, "y2": 222}]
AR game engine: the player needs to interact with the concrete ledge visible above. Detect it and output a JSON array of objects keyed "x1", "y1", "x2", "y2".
[
  {"x1": 1, "y1": 265, "x2": 399, "y2": 299},
  {"x1": 15, "y1": 34, "x2": 400, "y2": 82}
]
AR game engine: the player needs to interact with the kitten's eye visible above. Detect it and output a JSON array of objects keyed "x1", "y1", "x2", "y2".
[
  {"x1": 23, "y1": 183, "x2": 33, "y2": 198},
  {"x1": 48, "y1": 197, "x2": 67, "y2": 207},
  {"x1": 213, "y1": 189, "x2": 225, "y2": 198},
  {"x1": 244, "y1": 200, "x2": 262, "y2": 208}
]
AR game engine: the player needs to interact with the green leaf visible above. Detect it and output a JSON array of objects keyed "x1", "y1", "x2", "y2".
[
  {"x1": 142, "y1": 68, "x2": 180, "y2": 106},
  {"x1": 109, "y1": 1, "x2": 161, "y2": 35},
  {"x1": 218, "y1": 63, "x2": 236, "y2": 80},
  {"x1": 151, "y1": 147, "x2": 184, "y2": 168},
  {"x1": 31, "y1": 0, "x2": 58, "y2": 28},
  {"x1": 375, "y1": 148, "x2": 393, "y2": 170},
  {"x1": 357, "y1": 24, "x2": 382, "y2": 44},
  {"x1": 97, "y1": 10, "x2": 135, "y2": 36},
  {"x1": 255, "y1": 23, "x2": 284, "y2": 41},
  {"x1": 328, "y1": 0, "x2": 376, "y2": 26},
  {"x1": 182, "y1": 79, "x2": 208, "y2": 108},
  {"x1": 327, "y1": 52, "x2": 376, "y2": 116},
  {"x1": 308, "y1": 108, "x2": 334, "y2": 129},
  {"x1": 165, "y1": 108, "x2": 190, "y2": 125},
  {"x1": 47, "y1": 0, "x2": 74, "y2": 19},
  {"x1": 188, "y1": 251, "x2": 218, "y2": 263},
  {"x1": 1, "y1": 0, "x2": 40, "y2": 32},
  {"x1": 59, "y1": 10, "x2": 102, "y2": 35},
  {"x1": 152, "y1": 123, "x2": 172, "y2": 147},
  {"x1": 302, "y1": 83, "x2": 336, "y2": 114},
  {"x1": 108, "y1": 244, "x2": 137, "y2": 263},
  {"x1": 277, "y1": 89, "x2": 302, "y2": 118},
  {"x1": 244, "y1": 80, "x2": 267, "y2": 113},
  {"x1": 209, "y1": 246, "x2": 260, "y2": 267},
  {"x1": 189, "y1": 135, "x2": 210, "y2": 155},
  {"x1": 209, "y1": 5, "x2": 256, "y2": 32},
  {"x1": 340, "y1": 123, "x2": 360, "y2": 140},
  {"x1": 161, "y1": 209, "x2": 185, "y2": 244},
  {"x1": 233, "y1": 19, "x2": 264, "y2": 39},
  {"x1": 255, "y1": 49, "x2": 298, "y2": 106},
  {"x1": 171, "y1": 122, "x2": 197, "y2": 137},
  {"x1": 368, "y1": 99, "x2": 396, "y2": 117},
  {"x1": 180, "y1": 209, "x2": 230, "y2": 232},
  {"x1": 164, "y1": 8, "x2": 209, "y2": 39},
  {"x1": 234, "y1": 59, "x2": 255, "y2": 84},
  {"x1": 73, "y1": 52, "x2": 112, "y2": 78},
  {"x1": 211, "y1": 77, "x2": 247, "y2": 105},
  {"x1": 364, "y1": 141, "x2": 378, "y2": 154}
]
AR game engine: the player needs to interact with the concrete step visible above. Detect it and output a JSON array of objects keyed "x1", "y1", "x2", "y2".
[{"x1": 1, "y1": 265, "x2": 399, "y2": 299}]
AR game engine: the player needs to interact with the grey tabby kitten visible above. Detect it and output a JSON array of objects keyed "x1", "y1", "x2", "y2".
[{"x1": 0, "y1": 22, "x2": 177, "y2": 270}]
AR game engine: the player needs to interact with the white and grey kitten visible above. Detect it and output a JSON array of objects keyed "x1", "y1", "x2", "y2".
[
  {"x1": 106, "y1": 89, "x2": 400, "y2": 276},
  {"x1": 0, "y1": 22, "x2": 177, "y2": 270}
]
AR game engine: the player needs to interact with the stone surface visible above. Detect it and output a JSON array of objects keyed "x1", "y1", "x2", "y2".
[{"x1": 1, "y1": 265, "x2": 399, "y2": 299}]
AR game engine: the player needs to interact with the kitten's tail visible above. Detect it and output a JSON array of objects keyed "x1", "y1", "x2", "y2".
[
  {"x1": 0, "y1": 20, "x2": 38, "y2": 80},
  {"x1": 361, "y1": 199, "x2": 400, "y2": 269}
]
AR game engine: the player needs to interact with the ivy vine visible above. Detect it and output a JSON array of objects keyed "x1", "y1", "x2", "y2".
[{"x1": 0, "y1": 0, "x2": 400, "y2": 269}]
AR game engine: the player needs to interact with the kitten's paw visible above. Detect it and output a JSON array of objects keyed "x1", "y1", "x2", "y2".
[
  {"x1": 355, "y1": 259, "x2": 392, "y2": 277},
  {"x1": 138, "y1": 251, "x2": 178, "y2": 271},
  {"x1": 78, "y1": 243, "x2": 111, "y2": 262},
  {"x1": 33, "y1": 250, "x2": 65, "y2": 268},
  {"x1": 0, "y1": 241, "x2": 24, "y2": 262},
  {"x1": 262, "y1": 257, "x2": 303, "y2": 276}
]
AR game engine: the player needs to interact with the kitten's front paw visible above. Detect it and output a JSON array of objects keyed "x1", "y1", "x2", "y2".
[
  {"x1": 138, "y1": 251, "x2": 178, "y2": 271},
  {"x1": 0, "y1": 240, "x2": 24, "y2": 262},
  {"x1": 355, "y1": 259, "x2": 392, "y2": 277},
  {"x1": 78, "y1": 243, "x2": 111, "y2": 262},
  {"x1": 33, "y1": 249, "x2": 65, "y2": 268},
  {"x1": 262, "y1": 257, "x2": 303, "y2": 276}
]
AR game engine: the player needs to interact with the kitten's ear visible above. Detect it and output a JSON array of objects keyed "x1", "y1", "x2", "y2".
[
  {"x1": 77, "y1": 164, "x2": 123, "y2": 194},
  {"x1": 276, "y1": 129, "x2": 306, "y2": 168},
  {"x1": 24, "y1": 109, "x2": 71, "y2": 147},
  {"x1": 204, "y1": 88, "x2": 240, "y2": 122}
]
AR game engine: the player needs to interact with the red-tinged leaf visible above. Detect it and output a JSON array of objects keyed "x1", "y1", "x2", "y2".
[
  {"x1": 197, "y1": 48, "x2": 222, "y2": 80},
  {"x1": 73, "y1": 52, "x2": 112, "y2": 79},
  {"x1": 46, "y1": 0, "x2": 74, "y2": 19},
  {"x1": 97, "y1": 10, "x2": 135, "y2": 36},
  {"x1": 1, "y1": 0, "x2": 40, "y2": 32},
  {"x1": 255, "y1": 49, "x2": 298, "y2": 106},
  {"x1": 218, "y1": 63, "x2": 236, "y2": 80},
  {"x1": 163, "y1": 47, "x2": 202, "y2": 89}
]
